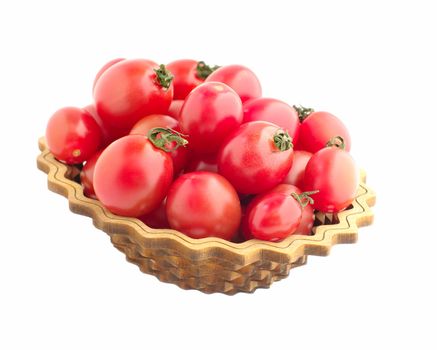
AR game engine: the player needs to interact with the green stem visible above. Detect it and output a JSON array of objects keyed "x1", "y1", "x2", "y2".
[
  {"x1": 196, "y1": 61, "x2": 220, "y2": 80},
  {"x1": 291, "y1": 191, "x2": 319, "y2": 208},
  {"x1": 293, "y1": 105, "x2": 314, "y2": 122},
  {"x1": 147, "y1": 127, "x2": 188, "y2": 152},
  {"x1": 154, "y1": 64, "x2": 174, "y2": 89},
  {"x1": 273, "y1": 129, "x2": 293, "y2": 152},
  {"x1": 326, "y1": 136, "x2": 346, "y2": 150}
]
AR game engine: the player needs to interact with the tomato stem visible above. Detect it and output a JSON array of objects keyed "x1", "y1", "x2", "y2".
[
  {"x1": 293, "y1": 105, "x2": 314, "y2": 122},
  {"x1": 273, "y1": 129, "x2": 293, "y2": 152},
  {"x1": 326, "y1": 136, "x2": 346, "y2": 150},
  {"x1": 154, "y1": 64, "x2": 174, "y2": 89},
  {"x1": 196, "y1": 61, "x2": 220, "y2": 80},
  {"x1": 148, "y1": 127, "x2": 188, "y2": 152},
  {"x1": 291, "y1": 191, "x2": 319, "y2": 208}
]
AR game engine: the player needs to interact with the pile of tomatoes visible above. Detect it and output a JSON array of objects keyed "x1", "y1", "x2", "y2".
[{"x1": 45, "y1": 58, "x2": 359, "y2": 243}]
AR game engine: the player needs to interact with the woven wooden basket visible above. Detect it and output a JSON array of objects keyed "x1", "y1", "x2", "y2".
[{"x1": 37, "y1": 137, "x2": 375, "y2": 294}]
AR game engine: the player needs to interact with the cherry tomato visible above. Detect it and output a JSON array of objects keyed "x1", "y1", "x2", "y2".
[
  {"x1": 295, "y1": 107, "x2": 351, "y2": 153},
  {"x1": 167, "y1": 99, "x2": 184, "y2": 120},
  {"x1": 205, "y1": 64, "x2": 262, "y2": 103},
  {"x1": 303, "y1": 137, "x2": 358, "y2": 213},
  {"x1": 83, "y1": 104, "x2": 122, "y2": 146},
  {"x1": 166, "y1": 171, "x2": 241, "y2": 240},
  {"x1": 179, "y1": 82, "x2": 243, "y2": 155},
  {"x1": 184, "y1": 153, "x2": 218, "y2": 173},
  {"x1": 138, "y1": 199, "x2": 169, "y2": 229},
  {"x1": 270, "y1": 184, "x2": 314, "y2": 235},
  {"x1": 246, "y1": 191, "x2": 302, "y2": 242},
  {"x1": 130, "y1": 114, "x2": 188, "y2": 175},
  {"x1": 218, "y1": 121, "x2": 294, "y2": 194},
  {"x1": 46, "y1": 107, "x2": 102, "y2": 164},
  {"x1": 94, "y1": 59, "x2": 174, "y2": 134},
  {"x1": 166, "y1": 59, "x2": 218, "y2": 100},
  {"x1": 282, "y1": 150, "x2": 313, "y2": 189},
  {"x1": 80, "y1": 150, "x2": 103, "y2": 199},
  {"x1": 243, "y1": 98, "x2": 300, "y2": 143},
  {"x1": 94, "y1": 135, "x2": 174, "y2": 217},
  {"x1": 92, "y1": 58, "x2": 125, "y2": 92}
]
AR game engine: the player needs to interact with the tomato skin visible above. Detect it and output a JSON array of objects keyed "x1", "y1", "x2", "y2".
[
  {"x1": 80, "y1": 150, "x2": 103, "y2": 199},
  {"x1": 46, "y1": 107, "x2": 102, "y2": 164},
  {"x1": 129, "y1": 114, "x2": 188, "y2": 175},
  {"x1": 83, "y1": 104, "x2": 123, "y2": 146},
  {"x1": 166, "y1": 171, "x2": 241, "y2": 240},
  {"x1": 166, "y1": 59, "x2": 204, "y2": 100},
  {"x1": 94, "y1": 59, "x2": 173, "y2": 134},
  {"x1": 297, "y1": 111, "x2": 351, "y2": 153},
  {"x1": 270, "y1": 184, "x2": 314, "y2": 235},
  {"x1": 243, "y1": 98, "x2": 300, "y2": 143},
  {"x1": 218, "y1": 121, "x2": 294, "y2": 194},
  {"x1": 205, "y1": 65, "x2": 261, "y2": 103},
  {"x1": 94, "y1": 135, "x2": 173, "y2": 217},
  {"x1": 138, "y1": 199, "x2": 169, "y2": 229},
  {"x1": 247, "y1": 192, "x2": 302, "y2": 242},
  {"x1": 303, "y1": 147, "x2": 358, "y2": 213},
  {"x1": 92, "y1": 58, "x2": 125, "y2": 92},
  {"x1": 179, "y1": 82, "x2": 243, "y2": 155},
  {"x1": 167, "y1": 100, "x2": 184, "y2": 120},
  {"x1": 282, "y1": 150, "x2": 313, "y2": 189},
  {"x1": 184, "y1": 153, "x2": 218, "y2": 173}
]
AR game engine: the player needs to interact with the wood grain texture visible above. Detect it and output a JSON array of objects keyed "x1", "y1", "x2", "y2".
[{"x1": 37, "y1": 137, "x2": 376, "y2": 294}]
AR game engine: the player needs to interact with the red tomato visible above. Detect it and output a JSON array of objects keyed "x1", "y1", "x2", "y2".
[
  {"x1": 166, "y1": 172, "x2": 241, "y2": 240},
  {"x1": 179, "y1": 82, "x2": 243, "y2": 155},
  {"x1": 92, "y1": 58, "x2": 125, "y2": 92},
  {"x1": 243, "y1": 98, "x2": 300, "y2": 143},
  {"x1": 218, "y1": 121, "x2": 294, "y2": 194},
  {"x1": 130, "y1": 114, "x2": 188, "y2": 175},
  {"x1": 167, "y1": 100, "x2": 184, "y2": 120},
  {"x1": 270, "y1": 184, "x2": 314, "y2": 235},
  {"x1": 184, "y1": 153, "x2": 218, "y2": 173},
  {"x1": 138, "y1": 199, "x2": 169, "y2": 229},
  {"x1": 205, "y1": 64, "x2": 262, "y2": 103},
  {"x1": 80, "y1": 150, "x2": 103, "y2": 199},
  {"x1": 83, "y1": 104, "x2": 122, "y2": 146},
  {"x1": 282, "y1": 150, "x2": 313, "y2": 189},
  {"x1": 166, "y1": 59, "x2": 219, "y2": 100},
  {"x1": 94, "y1": 135, "x2": 174, "y2": 217},
  {"x1": 46, "y1": 107, "x2": 102, "y2": 164},
  {"x1": 303, "y1": 137, "x2": 358, "y2": 213},
  {"x1": 94, "y1": 59, "x2": 174, "y2": 134},
  {"x1": 246, "y1": 192, "x2": 302, "y2": 242},
  {"x1": 295, "y1": 107, "x2": 351, "y2": 153}
]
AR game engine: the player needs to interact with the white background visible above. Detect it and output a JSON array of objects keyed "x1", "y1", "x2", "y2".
[{"x1": 1, "y1": 0, "x2": 436, "y2": 349}]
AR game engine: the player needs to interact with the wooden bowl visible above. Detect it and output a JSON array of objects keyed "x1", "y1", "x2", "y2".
[{"x1": 37, "y1": 137, "x2": 376, "y2": 294}]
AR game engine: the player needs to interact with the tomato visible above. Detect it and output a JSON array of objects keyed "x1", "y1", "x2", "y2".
[
  {"x1": 138, "y1": 199, "x2": 169, "y2": 229},
  {"x1": 295, "y1": 107, "x2": 351, "y2": 153},
  {"x1": 94, "y1": 59, "x2": 174, "y2": 134},
  {"x1": 179, "y1": 82, "x2": 243, "y2": 155},
  {"x1": 93, "y1": 135, "x2": 174, "y2": 217},
  {"x1": 303, "y1": 137, "x2": 358, "y2": 213},
  {"x1": 246, "y1": 192, "x2": 302, "y2": 242},
  {"x1": 46, "y1": 107, "x2": 102, "y2": 164},
  {"x1": 80, "y1": 150, "x2": 103, "y2": 199},
  {"x1": 83, "y1": 104, "x2": 122, "y2": 146},
  {"x1": 92, "y1": 58, "x2": 125, "y2": 92},
  {"x1": 184, "y1": 153, "x2": 218, "y2": 173},
  {"x1": 243, "y1": 98, "x2": 300, "y2": 142},
  {"x1": 166, "y1": 171, "x2": 241, "y2": 240},
  {"x1": 166, "y1": 59, "x2": 219, "y2": 100},
  {"x1": 282, "y1": 150, "x2": 313, "y2": 189},
  {"x1": 167, "y1": 99, "x2": 184, "y2": 120},
  {"x1": 205, "y1": 64, "x2": 262, "y2": 103},
  {"x1": 130, "y1": 114, "x2": 188, "y2": 175},
  {"x1": 270, "y1": 184, "x2": 314, "y2": 235},
  {"x1": 218, "y1": 121, "x2": 294, "y2": 194}
]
